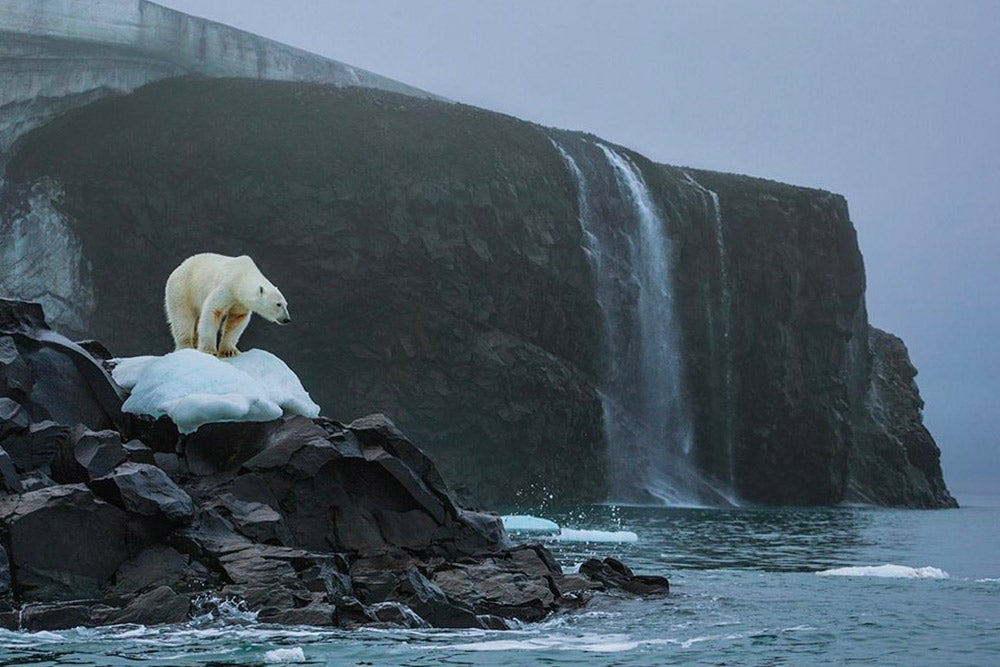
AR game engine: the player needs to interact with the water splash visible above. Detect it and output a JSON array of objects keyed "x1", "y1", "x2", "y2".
[{"x1": 189, "y1": 594, "x2": 259, "y2": 624}]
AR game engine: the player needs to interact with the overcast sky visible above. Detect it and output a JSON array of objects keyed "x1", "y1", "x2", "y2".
[{"x1": 160, "y1": 0, "x2": 1000, "y2": 495}]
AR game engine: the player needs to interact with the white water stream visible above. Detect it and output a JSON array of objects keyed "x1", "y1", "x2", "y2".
[{"x1": 553, "y1": 138, "x2": 731, "y2": 504}]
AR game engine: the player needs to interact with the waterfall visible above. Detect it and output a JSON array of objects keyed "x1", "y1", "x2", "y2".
[
  {"x1": 596, "y1": 143, "x2": 695, "y2": 499},
  {"x1": 552, "y1": 136, "x2": 730, "y2": 505},
  {"x1": 684, "y1": 172, "x2": 736, "y2": 488}
]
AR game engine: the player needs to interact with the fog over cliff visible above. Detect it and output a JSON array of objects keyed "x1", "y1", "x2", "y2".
[{"x1": 156, "y1": 0, "x2": 1000, "y2": 494}]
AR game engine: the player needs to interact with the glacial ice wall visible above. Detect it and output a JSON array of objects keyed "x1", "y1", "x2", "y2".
[
  {"x1": 0, "y1": 178, "x2": 95, "y2": 337},
  {"x1": 0, "y1": 0, "x2": 437, "y2": 153}
]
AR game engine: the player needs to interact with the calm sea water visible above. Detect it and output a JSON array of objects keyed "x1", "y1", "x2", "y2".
[{"x1": 1, "y1": 493, "x2": 996, "y2": 666}]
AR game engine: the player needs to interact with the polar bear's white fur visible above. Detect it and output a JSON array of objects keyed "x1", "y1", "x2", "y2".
[{"x1": 164, "y1": 253, "x2": 290, "y2": 357}]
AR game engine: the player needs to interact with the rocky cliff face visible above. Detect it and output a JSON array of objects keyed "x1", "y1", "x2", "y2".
[
  {"x1": 669, "y1": 172, "x2": 953, "y2": 507},
  {"x1": 847, "y1": 327, "x2": 956, "y2": 507},
  {"x1": 675, "y1": 170, "x2": 866, "y2": 504},
  {"x1": 1, "y1": 75, "x2": 954, "y2": 507}
]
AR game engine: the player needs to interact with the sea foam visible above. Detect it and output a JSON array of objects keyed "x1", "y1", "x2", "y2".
[{"x1": 816, "y1": 564, "x2": 950, "y2": 579}]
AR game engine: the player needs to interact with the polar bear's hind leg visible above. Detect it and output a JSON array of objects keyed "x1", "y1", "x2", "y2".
[{"x1": 167, "y1": 300, "x2": 198, "y2": 351}]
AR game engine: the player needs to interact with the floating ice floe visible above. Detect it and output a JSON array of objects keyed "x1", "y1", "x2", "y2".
[
  {"x1": 500, "y1": 515, "x2": 638, "y2": 543},
  {"x1": 112, "y1": 349, "x2": 320, "y2": 434},
  {"x1": 501, "y1": 514, "x2": 561, "y2": 533},
  {"x1": 555, "y1": 528, "x2": 639, "y2": 543},
  {"x1": 816, "y1": 564, "x2": 950, "y2": 579}
]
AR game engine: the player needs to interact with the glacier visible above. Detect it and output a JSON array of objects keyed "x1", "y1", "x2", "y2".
[{"x1": 0, "y1": 0, "x2": 439, "y2": 153}]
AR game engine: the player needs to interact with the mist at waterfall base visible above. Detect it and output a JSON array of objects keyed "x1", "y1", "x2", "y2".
[{"x1": 2, "y1": 494, "x2": 996, "y2": 664}]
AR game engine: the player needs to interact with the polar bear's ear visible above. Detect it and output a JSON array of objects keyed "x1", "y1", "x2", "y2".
[{"x1": 259, "y1": 285, "x2": 264, "y2": 295}]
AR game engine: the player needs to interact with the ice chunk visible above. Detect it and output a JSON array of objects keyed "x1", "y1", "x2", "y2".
[
  {"x1": 501, "y1": 514, "x2": 560, "y2": 533},
  {"x1": 816, "y1": 564, "x2": 950, "y2": 579},
  {"x1": 500, "y1": 516, "x2": 638, "y2": 543},
  {"x1": 555, "y1": 528, "x2": 639, "y2": 543},
  {"x1": 264, "y1": 647, "x2": 305, "y2": 663},
  {"x1": 113, "y1": 349, "x2": 320, "y2": 434}
]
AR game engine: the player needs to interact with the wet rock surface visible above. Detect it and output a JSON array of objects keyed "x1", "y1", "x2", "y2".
[{"x1": 0, "y1": 299, "x2": 668, "y2": 630}]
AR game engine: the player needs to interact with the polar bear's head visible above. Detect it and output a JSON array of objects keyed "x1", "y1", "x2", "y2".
[{"x1": 254, "y1": 284, "x2": 291, "y2": 325}]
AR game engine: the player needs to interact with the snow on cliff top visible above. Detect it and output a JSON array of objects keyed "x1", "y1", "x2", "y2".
[{"x1": 112, "y1": 348, "x2": 320, "y2": 433}]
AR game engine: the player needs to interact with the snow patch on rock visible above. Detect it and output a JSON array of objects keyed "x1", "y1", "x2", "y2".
[{"x1": 112, "y1": 348, "x2": 320, "y2": 433}]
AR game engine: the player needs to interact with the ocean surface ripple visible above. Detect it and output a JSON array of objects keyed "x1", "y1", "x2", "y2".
[{"x1": 1, "y1": 494, "x2": 996, "y2": 665}]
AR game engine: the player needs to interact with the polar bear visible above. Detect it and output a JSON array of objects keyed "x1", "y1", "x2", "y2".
[{"x1": 164, "y1": 253, "x2": 291, "y2": 357}]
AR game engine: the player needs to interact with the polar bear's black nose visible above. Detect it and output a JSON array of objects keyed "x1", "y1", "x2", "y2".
[{"x1": 279, "y1": 316, "x2": 291, "y2": 325}]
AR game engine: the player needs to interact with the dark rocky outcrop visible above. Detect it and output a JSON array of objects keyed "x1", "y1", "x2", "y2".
[
  {"x1": 1, "y1": 75, "x2": 953, "y2": 507},
  {"x1": 845, "y1": 327, "x2": 957, "y2": 507},
  {"x1": 0, "y1": 484, "x2": 133, "y2": 601},
  {"x1": 579, "y1": 557, "x2": 670, "y2": 595},
  {"x1": 51, "y1": 425, "x2": 127, "y2": 483},
  {"x1": 0, "y1": 298, "x2": 666, "y2": 629},
  {"x1": 90, "y1": 462, "x2": 195, "y2": 522},
  {"x1": 0, "y1": 300, "x2": 127, "y2": 434}
]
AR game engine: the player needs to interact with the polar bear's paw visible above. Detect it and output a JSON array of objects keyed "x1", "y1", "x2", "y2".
[{"x1": 217, "y1": 346, "x2": 241, "y2": 358}]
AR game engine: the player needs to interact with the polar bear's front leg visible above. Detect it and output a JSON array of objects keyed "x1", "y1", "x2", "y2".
[
  {"x1": 218, "y1": 311, "x2": 251, "y2": 358},
  {"x1": 196, "y1": 288, "x2": 230, "y2": 356}
]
